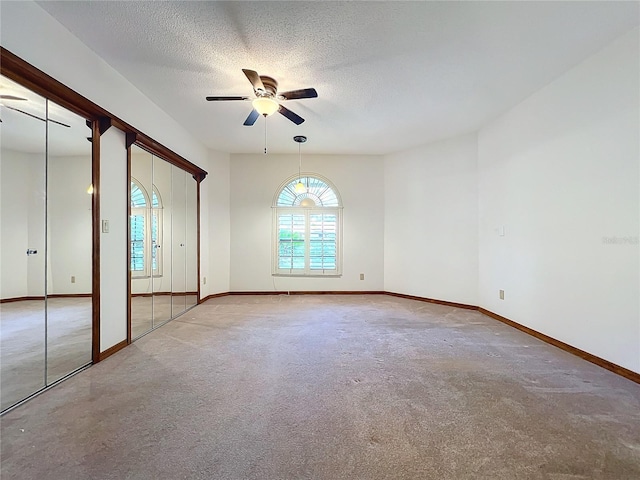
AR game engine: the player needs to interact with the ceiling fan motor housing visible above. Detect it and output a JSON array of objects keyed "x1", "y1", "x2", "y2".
[{"x1": 258, "y1": 76, "x2": 278, "y2": 96}]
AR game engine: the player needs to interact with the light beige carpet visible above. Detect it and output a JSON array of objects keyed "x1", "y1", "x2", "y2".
[{"x1": 1, "y1": 294, "x2": 639, "y2": 479}]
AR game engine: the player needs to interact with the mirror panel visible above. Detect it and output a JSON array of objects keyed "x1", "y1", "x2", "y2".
[
  {"x1": 0, "y1": 76, "x2": 47, "y2": 410},
  {"x1": 152, "y1": 154, "x2": 172, "y2": 327},
  {"x1": 171, "y1": 166, "x2": 186, "y2": 317},
  {"x1": 186, "y1": 175, "x2": 198, "y2": 309},
  {"x1": 45, "y1": 100, "x2": 93, "y2": 384},
  {"x1": 130, "y1": 145, "x2": 154, "y2": 339}
]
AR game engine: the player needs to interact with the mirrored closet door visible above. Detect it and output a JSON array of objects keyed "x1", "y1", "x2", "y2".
[
  {"x1": 171, "y1": 166, "x2": 186, "y2": 318},
  {"x1": 130, "y1": 144, "x2": 198, "y2": 340},
  {"x1": 152, "y1": 156, "x2": 173, "y2": 327},
  {"x1": 0, "y1": 74, "x2": 93, "y2": 412},
  {"x1": 130, "y1": 146, "x2": 154, "y2": 338},
  {"x1": 185, "y1": 175, "x2": 198, "y2": 310}
]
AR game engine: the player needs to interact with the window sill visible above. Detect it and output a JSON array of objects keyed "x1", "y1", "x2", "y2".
[{"x1": 272, "y1": 273, "x2": 342, "y2": 278}]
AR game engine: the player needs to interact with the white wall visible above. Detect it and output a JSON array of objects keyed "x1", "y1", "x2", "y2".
[
  {"x1": 201, "y1": 150, "x2": 231, "y2": 297},
  {"x1": 478, "y1": 27, "x2": 640, "y2": 372},
  {"x1": 384, "y1": 134, "x2": 479, "y2": 305},
  {"x1": 100, "y1": 128, "x2": 128, "y2": 352},
  {"x1": 230, "y1": 153, "x2": 384, "y2": 292}
]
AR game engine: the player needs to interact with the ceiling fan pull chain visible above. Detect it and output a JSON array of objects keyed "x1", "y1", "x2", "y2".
[{"x1": 264, "y1": 115, "x2": 268, "y2": 155}]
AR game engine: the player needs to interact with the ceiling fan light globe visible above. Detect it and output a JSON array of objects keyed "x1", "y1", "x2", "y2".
[
  {"x1": 294, "y1": 181, "x2": 307, "y2": 194},
  {"x1": 252, "y1": 97, "x2": 279, "y2": 116}
]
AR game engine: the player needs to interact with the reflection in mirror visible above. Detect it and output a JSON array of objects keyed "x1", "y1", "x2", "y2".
[
  {"x1": 1, "y1": 74, "x2": 92, "y2": 412},
  {"x1": 152, "y1": 154, "x2": 172, "y2": 327},
  {"x1": 45, "y1": 100, "x2": 93, "y2": 384},
  {"x1": 130, "y1": 145, "x2": 154, "y2": 339},
  {"x1": 186, "y1": 176, "x2": 198, "y2": 309},
  {"x1": 129, "y1": 145, "x2": 199, "y2": 340},
  {"x1": 171, "y1": 166, "x2": 187, "y2": 317},
  {"x1": 0, "y1": 75, "x2": 47, "y2": 410}
]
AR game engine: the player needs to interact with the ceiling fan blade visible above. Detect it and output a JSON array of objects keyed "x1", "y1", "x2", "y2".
[
  {"x1": 277, "y1": 105, "x2": 305, "y2": 125},
  {"x1": 47, "y1": 118, "x2": 71, "y2": 128},
  {"x1": 242, "y1": 69, "x2": 265, "y2": 92},
  {"x1": 279, "y1": 88, "x2": 318, "y2": 100},
  {"x1": 206, "y1": 96, "x2": 250, "y2": 101},
  {"x1": 3, "y1": 105, "x2": 71, "y2": 127},
  {"x1": 0, "y1": 95, "x2": 28, "y2": 101},
  {"x1": 243, "y1": 109, "x2": 260, "y2": 126}
]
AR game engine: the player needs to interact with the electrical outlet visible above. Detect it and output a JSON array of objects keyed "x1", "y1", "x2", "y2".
[
  {"x1": 499, "y1": 290, "x2": 505, "y2": 300},
  {"x1": 360, "y1": 273, "x2": 365, "y2": 280},
  {"x1": 71, "y1": 276, "x2": 76, "y2": 284}
]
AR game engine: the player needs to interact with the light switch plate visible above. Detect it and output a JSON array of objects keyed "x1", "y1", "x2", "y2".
[{"x1": 102, "y1": 219, "x2": 109, "y2": 233}]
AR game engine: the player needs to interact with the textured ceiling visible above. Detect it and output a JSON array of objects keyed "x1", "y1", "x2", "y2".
[{"x1": 37, "y1": 1, "x2": 639, "y2": 155}]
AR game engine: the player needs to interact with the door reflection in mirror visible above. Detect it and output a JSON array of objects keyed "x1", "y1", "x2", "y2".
[{"x1": 0, "y1": 74, "x2": 93, "y2": 412}]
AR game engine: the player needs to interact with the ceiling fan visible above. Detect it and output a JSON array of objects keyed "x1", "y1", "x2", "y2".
[
  {"x1": 206, "y1": 69, "x2": 317, "y2": 126},
  {"x1": 0, "y1": 94, "x2": 70, "y2": 127}
]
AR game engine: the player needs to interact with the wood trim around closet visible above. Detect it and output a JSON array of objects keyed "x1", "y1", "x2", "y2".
[
  {"x1": 196, "y1": 177, "x2": 202, "y2": 303},
  {"x1": 126, "y1": 143, "x2": 133, "y2": 345}
]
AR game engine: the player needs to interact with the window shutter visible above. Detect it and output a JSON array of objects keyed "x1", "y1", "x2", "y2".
[
  {"x1": 278, "y1": 213, "x2": 306, "y2": 271},
  {"x1": 151, "y1": 211, "x2": 159, "y2": 273},
  {"x1": 309, "y1": 212, "x2": 337, "y2": 272},
  {"x1": 130, "y1": 213, "x2": 145, "y2": 272}
]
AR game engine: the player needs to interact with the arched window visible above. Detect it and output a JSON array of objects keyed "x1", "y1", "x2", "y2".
[
  {"x1": 130, "y1": 178, "x2": 163, "y2": 277},
  {"x1": 273, "y1": 174, "x2": 342, "y2": 276}
]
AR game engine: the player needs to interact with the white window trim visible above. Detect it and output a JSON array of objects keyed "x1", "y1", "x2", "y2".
[{"x1": 272, "y1": 173, "x2": 343, "y2": 277}]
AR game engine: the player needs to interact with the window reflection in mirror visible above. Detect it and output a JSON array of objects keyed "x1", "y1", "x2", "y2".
[
  {"x1": 130, "y1": 145, "x2": 154, "y2": 338},
  {"x1": 129, "y1": 144, "x2": 199, "y2": 340}
]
